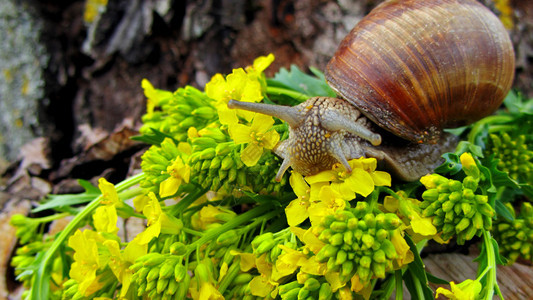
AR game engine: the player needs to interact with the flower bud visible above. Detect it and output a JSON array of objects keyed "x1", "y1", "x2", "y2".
[
  {"x1": 318, "y1": 282, "x2": 333, "y2": 300},
  {"x1": 142, "y1": 253, "x2": 166, "y2": 267},
  {"x1": 159, "y1": 261, "x2": 175, "y2": 279},
  {"x1": 147, "y1": 266, "x2": 161, "y2": 282},
  {"x1": 156, "y1": 278, "x2": 169, "y2": 294},
  {"x1": 192, "y1": 107, "x2": 216, "y2": 120},
  {"x1": 174, "y1": 264, "x2": 187, "y2": 282}
]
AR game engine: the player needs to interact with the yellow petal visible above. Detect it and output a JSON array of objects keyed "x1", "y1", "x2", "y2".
[
  {"x1": 410, "y1": 214, "x2": 437, "y2": 236},
  {"x1": 205, "y1": 73, "x2": 228, "y2": 102},
  {"x1": 93, "y1": 205, "x2": 118, "y2": 234},
  {"x1": 98, "y1": 178, "x2": 119, "y2": 205},
  {"x1": 285, "y1": 199, "x2": 310, "y2": 227},
  {"x1": 159, "y1": 176, "x2": 181, "y2": 198},
  {"x1": 251, "y1": 113, "x2": 275, "y2": 134},
  {"x1": 241, "y1": 143, "x2": 263, "y2": 167},
  {"x1": 249, "y1": 276, "x2": 274, "y2": 297},
  {"x1": 290, "y1": 172, "x2": 309, "y2": 197},
  {"x1": 252, "y1": 53, "x2": 275, "y2": 73},
  {"x1": 371, "y1": 171, "x2": 391, "y2": 187},
  {"x1": 241, "y1": 79, "x2": 263, "y2": 103},
  {"x1": 217, "y1": 105, "x2": 239, "y2": 125},
  {"x1": 344, "y1": 168, "x2": 375, "y2": 197},
  {"x1": 229, "y1": 124, "x2": 252, "y2": 144},
  {"x1": 306, "y1": 170, "x2": 337, "y2": 184},
  {"x1": 262, "y1": 130, "x2": 280, "y2": 150},
  {"x1": 383, "y1": 196, "x2": 399, "y2": 213}
]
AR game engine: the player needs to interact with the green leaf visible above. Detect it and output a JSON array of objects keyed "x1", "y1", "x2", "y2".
[
  {"x1": 130, "y1": 128, "x2": 178, "y2": 146},
  {"x1": 404, "y1": 235, "x2": 434, "y2": 299},
  {"x1": 495, "y1": 200, "x2": 514, "y2": 222},
  {"x1": 32, "y1": 184, "x2": 101, "y2": 213},
  {"x1": 503, "y1": 90, "x2": 533, "y2": 115},
  {"x1": 427, "y1": 272, "x2": 449, "y2": 285},
  {"x1": 434, "y1": 153, "x2": 462, "y2": 175},
  {"x1": 270, "y1": 65, "x2": 337, "y2": 98},
  {"x1": 491, "y1": 238, "x2": 508, "y2": 266}
]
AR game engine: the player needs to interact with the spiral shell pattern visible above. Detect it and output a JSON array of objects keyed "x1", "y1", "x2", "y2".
[{"x1": 326, "y1": 0, "x2": 515, "y2": 143}]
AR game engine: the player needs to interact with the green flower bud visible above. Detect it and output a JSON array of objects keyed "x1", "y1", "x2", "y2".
[
  {"x1": 336, "y1": 250, "x2": 347, "y2": 265},
  {"x1": 343, "y1": 230, "x2": 353, "y2": 245},
  {"x1": 137, "y1": 267, "x2": 150, "y2": 283},
  {"x1": 455, "y1": 218, "x2": 470, "y2": 233},
  {"x1": 147, "y1": 266, "x2": 161, "y2": 282},
  {"x1": 170, "y1": 242, "x2": 187, "y2": 256},
  {"x1": 199, "y1": 148, "x2": 216, "y2": 160},
  {"x1": 217, "y1": 230, "x2": 239, "y2": 246},
  {"x1": 166, "y1": 278, "x2": 179, "y2": 295},
  {"x1": 358, "y1": 266, "x2": 371, "y2": 281},
  {"x1": 282, "y1": 288, "x2": 300, "y2": 300},
  {"x1": 463, "y1": 176, "x2": 478, "y2": 190},
  {"x1": 233, "y1": 273, "x2": 253, "y2": 285},
  {"x1": 362, "y1": 234, "x2": 374, "y2": 249},
  {"x1": 318, "y1": 282, "x2": 333, "y2": 300},
  {"x1": 142, "y1": 253, "x2": 166, "y2": 267},
  {"x1": 157, "y1": 278, "x2": 169, "y2": 294},
  {"x1": 251, "y1": 232, "x2": 274, "y2": 249},
  {"x1": 422, "y1": 189, "x2": 439, "y2": 202},
  {"x1": 330, "y1": 221, "x2": 347, "y2": 232},
  {"x1": 255, "y1": 239, "x2": 277, "y2": 255},
  {"x1": 174, "y1": 264, "x2": 187, "y2": 282},
  {"x1": 191, "y1": 137, "x2": 217, "y2": 151},
  {"x1": 304, "y1": 278, "x2": 321, "y2": 291},
  {"x1": 221, "y1": 156, "x2": 235, "y2": 170},
  {"x1": 329, "y1": 233, "x2": 344, "y2": 246},
  {"x1": 372, "y1": 262, "x2": 386, "y2": 278},
  {"x1": 216, "y1": 142, "x2": 234, "y2": 156},
  {"x1": 159, "y1": 261, "x2": 175, "y2": 279},
  {"x1": 191, "y1": 107, "x2": 216, "y2": 120},
  {"x1": 178, "y1": 116, "x2": 197, "y2": 129},
  {"x1": 279, "y1": 282, "x2": 302, "y2": 295},
  {"x1": 298, "y1": 288, "x2": 310, "y2": 299}
]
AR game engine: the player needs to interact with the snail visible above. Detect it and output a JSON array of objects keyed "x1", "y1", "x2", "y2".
[{"x1": 228, "y1": 0, "x2": 515, "y2": 182}]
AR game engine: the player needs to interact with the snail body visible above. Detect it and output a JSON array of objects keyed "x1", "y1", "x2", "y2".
[{"x1": 228, "y1": 0, "x2": 515, "y2": 181}]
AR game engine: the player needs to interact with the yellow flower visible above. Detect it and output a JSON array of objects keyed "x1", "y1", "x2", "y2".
[
  {"x1": 228, "y1": 113, "x2": 280, "y2": 167},
  {"x1": 68, "y1": 230, "x2": 102, "y2": 296},
  {"x1": 206, "y1": 68, "x2": 263, "y2": 125},
  {"x1": 383, "y1": 193, "x2": 437, "y2": 238},
  {"x1": 285, "y1": 172, "x2": 311, "y2": 226},
  {"x1": 136, "y1": 192, "x2": 182, "y2": 244},
  {"x1": 141, "y1": 79, "x2": 174, "y2": 115},
  {"x1": 307, "y1": 185, "x2": 346, "y2": 226},
  {"x1": 306, "y1": 158, "x2": 391, "y2": 200},
  {"x1": 159, "y1": 154, "x2": 190, "y2": 198},
  {"x1": 249, "y1": 275, "x2": 277, "y2": 298},
  {"x1": 103, "y1": 239, "x2": 147, "y2": 298},
  {"x1": 435, "y1": 279, "x2": 482, "y2": 300},
  {"x1": 99, "y1": 177, "x2": 120, "y2": 206},
  {"x1": 93, "y1": 205, "x2": 118, "y2": 234},
  {"x1": 271, "y1": 245, "x2": 306, "y2": 281},
  {"x1": 390, "y1": 229, "x2": 414, "y2": 268}
]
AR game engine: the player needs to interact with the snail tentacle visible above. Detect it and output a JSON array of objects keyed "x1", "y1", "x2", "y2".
[
  {"x1": 321, "y1": 109, "x2": 382, "y2": 146},
  {"x1": 227, "y1": 100, "x2": 303, "y2": 127}
]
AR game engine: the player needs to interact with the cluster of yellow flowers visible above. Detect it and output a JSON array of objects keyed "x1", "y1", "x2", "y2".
[{"x1": 11, "y1": 54, "x2": 530, "y2": 300}]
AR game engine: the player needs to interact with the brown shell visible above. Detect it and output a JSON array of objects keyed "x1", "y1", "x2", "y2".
[{"x1": 325, "y1": 0, "x2": 515, "y2": 143}]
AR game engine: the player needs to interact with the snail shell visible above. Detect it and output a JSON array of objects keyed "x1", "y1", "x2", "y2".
[
  {"x1": 326, "y1": 0, "x2": 515, "y2": 143},
  {"x1": 228, "y1": 0, "x2": 515, "y2": 181}
]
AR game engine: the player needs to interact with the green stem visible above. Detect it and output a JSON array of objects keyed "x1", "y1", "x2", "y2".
[
  {"x1": 185, "y1": 203, "x2": 278, "y2": 256},
  {"x1": 468, "y1": 115, "x2": 514, "y2": 144},
  {"x1": 266, "y1": 86, "x2": 309, "y2": 101},
  {"x1": 395, "y1": 270, "x2": 403, "y2": 300},
  {"x1": 482, "y1": 230, "x2": 500, "y2": 300},
  {"x1": 30, "y1": 212, "x2": 71, "y2": 224},
  {"x1": 29, "y1": 172, "x2": 146, "y2": 300}
]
